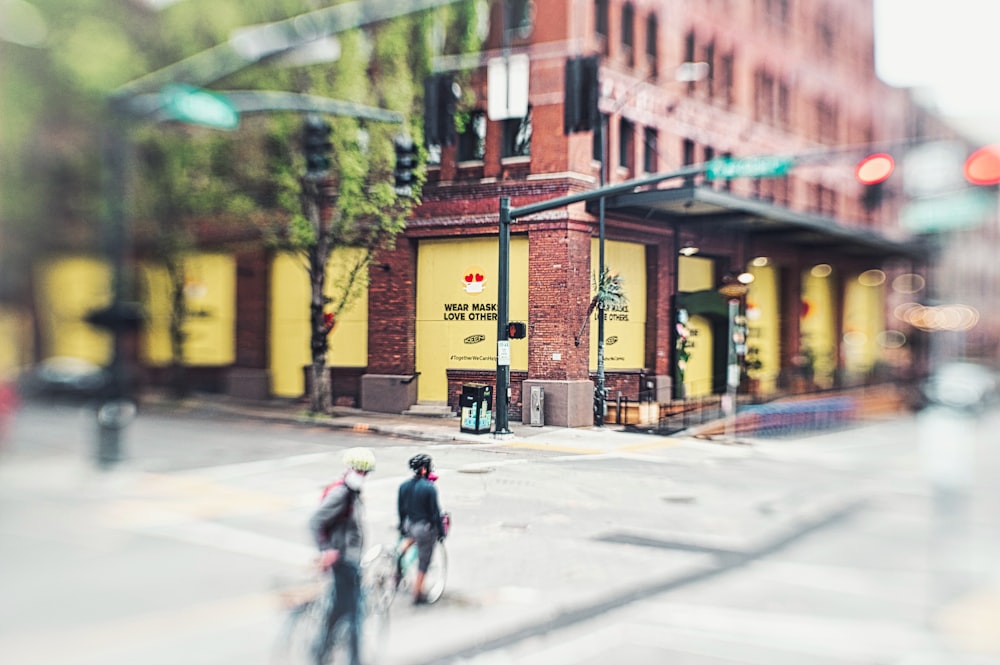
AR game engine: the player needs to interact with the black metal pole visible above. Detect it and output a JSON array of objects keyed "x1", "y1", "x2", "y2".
[
  {"x1": 97, "y1": 103, "x2": 129, "y2": 468},
  {"x1": 595, "y1": 114, "x2": 607, "y2": 426},
  {"x1": 495, "y1": 197, "x2": 512, "y2": 435}
]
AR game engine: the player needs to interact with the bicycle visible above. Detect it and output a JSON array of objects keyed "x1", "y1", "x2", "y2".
[
  {"x1": 370, "y1": 514, "x2": 449, "y2": 608},
  {"x1": 273, "y1": 547, "x2": 390, "y2": 665}
]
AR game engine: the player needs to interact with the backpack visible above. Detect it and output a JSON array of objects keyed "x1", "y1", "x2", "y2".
[{"x1": 319, "y1": 479, "x2": 355, "y2": 521}]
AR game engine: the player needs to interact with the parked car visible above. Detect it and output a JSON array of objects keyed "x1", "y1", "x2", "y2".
[{"x1": 19, "y1": 357, "x2": 110, "y2": 403}]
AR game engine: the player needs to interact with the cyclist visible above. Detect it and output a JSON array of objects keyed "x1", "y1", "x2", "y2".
[
  {"x1": 309, "y1": 447, "x2": 375, "y2": 665},
  {"x1": 396, "y1": 453, "x2": 446, "y2": 605}
]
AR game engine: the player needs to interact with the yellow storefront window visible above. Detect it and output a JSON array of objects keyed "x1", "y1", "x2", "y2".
[
  {"x1": 270, "y1": 249, "x2": 368, "y2": 398},
  {"x1": 140, "y1": 253, "x2": 235, "y2": 366},
  {"x1": 415, "y1": 237, "x2": 528, "y2": 403},
  {"x1": 34, "y1": 256, "x2": 112, "y2": 364},
  {"x1": 588, "y1": 240, "x2": 646, "y2": 370}
]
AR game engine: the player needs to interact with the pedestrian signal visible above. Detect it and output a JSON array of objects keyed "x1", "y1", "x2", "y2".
[{"x1": 507, "y1": 321, "x2": 527, "y2": 339}]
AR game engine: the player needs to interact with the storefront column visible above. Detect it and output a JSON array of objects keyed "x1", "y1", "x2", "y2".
[
  {"x1": 523, "y1": 221, "x2": 594, "y2": 427},
  {"x1": 227, "y1": 247, "x2": 270, "y2": 400},
  {"x1": 361, "y1": 239, "x2": 418, "y2": 412},
  {"x1": 779, "y1": 262, "x2": 802, "y2": 390},
  {"x1": 648, "y1": 237, "x2": 674, "y2": 401}
]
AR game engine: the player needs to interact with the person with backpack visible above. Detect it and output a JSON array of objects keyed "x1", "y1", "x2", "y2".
[
  {"x1": 396, "y1": 453, "x2": 446, "y2": 605},
  {"x1": 309, "y1": 447, "x2": 375, "y2": 665}
]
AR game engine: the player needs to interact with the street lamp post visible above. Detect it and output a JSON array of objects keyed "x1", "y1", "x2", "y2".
[{"x1": 595, "y1": 114, "x2": 608, "y2": 426}]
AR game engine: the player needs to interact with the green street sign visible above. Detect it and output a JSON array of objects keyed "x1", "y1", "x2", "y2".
[
  {"x1": 705, "y1": 155, "x2": 793, "y2": 180},
  {"x1": 160, "y1": 84, "x2": 239, "y2": 130},
  {"x1": 901, "y1": 189, "x2": 994, "y2": 234}
]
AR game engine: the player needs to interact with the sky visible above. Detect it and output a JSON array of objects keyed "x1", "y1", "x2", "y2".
[{"x1": 874, "y1": 0, "x2": 1000, "y2": 143}]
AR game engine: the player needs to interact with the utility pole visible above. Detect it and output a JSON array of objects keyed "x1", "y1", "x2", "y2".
[
  {"x1": 494, "y1": 164, "x2": 708, "y2": 434},
  {"x1": 495, "y1": 197, "x2": 512, "y2": 436},
  {"x1": 595, "y1": 114, "x2": 607, "y2": 426}
]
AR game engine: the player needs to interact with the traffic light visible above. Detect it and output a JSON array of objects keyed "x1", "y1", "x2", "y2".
[
  {"x1": 963, "y1": 144, "x2": 1000, "y2": 186},
  {"x1": 394, "y1": 134, "x2": 418, "y2": 195},
  {"x1": 302, "y1": 115, "x2": 332, "y2": 176},
  {"x1": 507, "y1": 321, "x2": 527, "y2": 339},
  {"x1": 856, "y1": 152, "x2": 894, "y2": 210}
]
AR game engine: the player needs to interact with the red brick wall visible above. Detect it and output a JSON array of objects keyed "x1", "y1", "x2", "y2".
[
  {"x1": 368, "y1": 239, "x2": 417, "y2": 375},
  {"x1": 234, "y1": 247, "x2": 269, "y2": 368},
  {"x1": 526, "y1": 222, "x2": 593, "y2": 381}
]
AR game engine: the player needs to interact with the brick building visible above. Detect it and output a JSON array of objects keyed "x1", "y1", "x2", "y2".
[
  {"x1": 356, "y1": 0, "x2": 931, "y2": 426},
  {"x1": 15, "y1": 0, "x2": 974, "y2": 430}
]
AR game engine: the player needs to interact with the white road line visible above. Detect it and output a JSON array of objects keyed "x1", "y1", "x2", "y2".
[
  {"x1": 184, "y1": 451, "x2": 337, "y2": 479},
  {"x1": 135, "y1": 517, "x2": 315, "y2": 566}
]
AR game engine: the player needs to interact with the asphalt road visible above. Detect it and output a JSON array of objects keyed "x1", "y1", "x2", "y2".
[{"x1": 1, "y1": 401, "x2": 998, "y2": 665}]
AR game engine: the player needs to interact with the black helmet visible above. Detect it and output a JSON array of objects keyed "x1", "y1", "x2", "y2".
[{"x1": 409, "y1": 453, "x2": 432, "y2": 473}]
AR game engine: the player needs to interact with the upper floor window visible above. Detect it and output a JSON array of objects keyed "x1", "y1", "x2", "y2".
[
  {"x1": 682, "y1": 138, "x2": 696, "y2": 186},
  {"x1": 619, "y1": 118, "x2": 635, "y2": 171},
  {"x1": 645, "y1": 13, "x2": 659, "y2": 79},
  {"x1": 595, "y1": 0, "x2": 609, "y2": 53},
  {"x1": 457, "y1": 110, "x2": 486, "y2": 162},
  {"x1": 702, "y1": 40, "x2": 715, "y2": 100},
  {"x1": 816, "y1": 10, "x2": 835, "y2": 56},
  {"x1": 777, "y1": 81, "x2": 791, "y2": 128},
  {"x1": 682, "y1": 138, "x2": 696, "y2": 166},
  {"x1": 684, "y1": 30, "x2": 696, "y2": 94},
  {"x1": 593, "y1": 113, "x2": 608, "y2": 163},
  {"x1": 622, "y1": 3, "x2": 635, "y2": 68},
  {"x1": 507, "y1": 0, "x2": 535, "y2": 40},
  {"x1": 754, "y1": 69, "x2": 775, "y2": 122},
  {"x1": 718, "y1": 52, "x2": 735, "y2": 108},
  {"x1": 815, "y1": 99, "x2": 838, "y2": 144},
  {"x1": 764, "y1": 0, "x2": 790, "y2": 29},
  {"x1": 643, "y1": 127, "x2": 658, "y2": 173},
  {"x1": 502, "y1": 107, "x2": 532, "y2": 158}
]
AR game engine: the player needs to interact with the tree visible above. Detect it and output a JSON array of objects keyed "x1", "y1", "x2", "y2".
[
  {"x1": 257, "y1": 4, "x2": 484, "y2": 414},
  {"x1": 4, "y1": 0, "x2": 484, "y2": 413}
]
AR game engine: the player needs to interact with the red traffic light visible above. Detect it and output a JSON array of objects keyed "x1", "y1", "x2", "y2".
[
  {"x1": 855, "y1": 153, "x2": 894, "y2": 185},
  {"x1": 964, "y1": 144, "x2": 1000, "y2": 186},
  {"x1": 507, "y1": 321, "x2": 527, "y2": 339}
]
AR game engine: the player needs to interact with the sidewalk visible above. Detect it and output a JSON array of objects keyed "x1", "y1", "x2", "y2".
[{"x1": 141, "y1": 391, "x2": 683, "y2": 451}]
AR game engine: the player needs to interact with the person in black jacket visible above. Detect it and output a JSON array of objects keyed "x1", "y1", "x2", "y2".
[
  {"x1": 309, "y1": 447, "x2": 375, "y2": 665},
  {"x1": 397, "y1": 453, "x2": 445, "y2": 605}
]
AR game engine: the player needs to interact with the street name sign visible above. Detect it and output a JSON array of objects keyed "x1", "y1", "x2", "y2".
[
  {"x1": 705, "y1": 155, "x2": 793, "y2": 180},
  {"x1": 160, "y1": 84, "x2": 239, "y2": 130}
]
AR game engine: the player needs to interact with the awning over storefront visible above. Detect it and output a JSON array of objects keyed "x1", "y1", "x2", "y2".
[{"x1": 590, "y1": 183, "x2": 930, "y2": 261}]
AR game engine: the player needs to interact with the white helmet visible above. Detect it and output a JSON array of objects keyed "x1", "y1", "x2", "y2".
[{"x1": 342, "y1": 447, "x2": 376, "y2": 473}]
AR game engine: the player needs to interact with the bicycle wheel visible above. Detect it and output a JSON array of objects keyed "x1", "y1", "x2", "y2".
[
  {"x1": 358, "y1": 587, "x2": 390, "y2": 665},
  {"x1": 362, "y1": 549, "x2": 397, "y2": 613},
  {"x1": 274, "y1": 593, "x2": 328, "y2": 665},
  {"x1": 422, "y1": 541, "x2": 448, "y2": 604}
]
